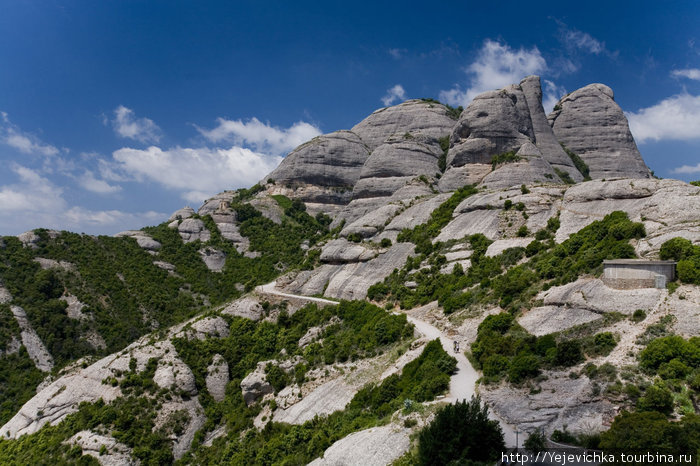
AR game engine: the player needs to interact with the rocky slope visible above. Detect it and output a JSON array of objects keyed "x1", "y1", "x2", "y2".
[{"x1": 1, "y1": 76, "x2": 697, "y2": 464}]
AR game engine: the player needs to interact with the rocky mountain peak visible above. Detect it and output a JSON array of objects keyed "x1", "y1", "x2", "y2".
[{"x1": 548, "y1": 83, "x2": 651, "y2": 179}]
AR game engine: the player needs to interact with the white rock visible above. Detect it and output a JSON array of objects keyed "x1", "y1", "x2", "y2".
[
  {"x1": 308, "y1": 425, "x2": 410, "y2": 466},
  {"x1": 205, "y1": 354, "x2": 229, "y2": 402}
]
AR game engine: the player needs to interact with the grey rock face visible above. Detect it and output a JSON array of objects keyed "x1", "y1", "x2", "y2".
[
  {"x1": 114, "y1": 230, "x2": 162, "y2": 252},
  {"x1": 352, "y1": 136, "x2": 441, "y2": 199},
  {"x1": 206, "y1": 354, "x2": 229, "y2": 402},
  {"x1": 153, "y1": 355, "x2": 197, "y2": 396},
  {"x1": 178, "y1": 218, "x2": 211, "y2": 243},
  {"x1": 447, "y1": 84, "x2": 534, "y2": 167},
  {"x1": 548, "y1": 83, "x2": 651, "y2": 179},
  {"x1": 169, "y1": 206, "x2": 195, "y2": 221},
  {"x1": 351, "y1": 99, "x2": 456, "y2": 151},
  {"x1": 320, "y1": 239, "x2": 377, "y2": 263},
  {"x1": 198, "y1": 247, "x2": 226, "y2": 272},
  {"x1": 240, "y1": 363, "x2": 274, "y2": 406},
  {"x1": 308, "y1": 425, "x2": 410, "y2": 466},
  {"x1": 442, "y1": 76, "x2": 583, "y2": 189},
  {"x1": 265, "y1": 131, "x2": 370, "y2": 203},
  {"x1": 520, "y1": 76, "x2": 582, "y2": 181},
  {"x1": 10, "y1": 305, "x2": 54, "y2": 372},
  {"x1": 198, "y1": 192, "x2": 236, "y2": 216},
  {"x1": 222, "y1": 296, "x2": 264, "y2": 321}
]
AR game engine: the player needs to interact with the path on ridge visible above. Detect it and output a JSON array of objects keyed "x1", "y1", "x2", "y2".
[{"x1": 255, "y1": 282, "x2": 518, "y2": 447}]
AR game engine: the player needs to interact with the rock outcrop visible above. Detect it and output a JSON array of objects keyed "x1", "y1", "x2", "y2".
[
  {"x1": 178, "y1": 218, "x2": 211, "y2": 243},
  {"x1": 351, "y1": 99, "x2": 456, "y2": 151},
  {"x1": 441, "y1": 76, "x2": 582, "y2": 190},
  {"x1": 308, "y1": 425, "x2": 410, "y2": 466},
  {"x1": 548, "y1": 83, "x2": 651, "y2": 179},
  {"x1": 114, "y1": 230, "x2": 162, "y2": 253},
  {"x1": 266, "y1": 131, "x2": 370, "y2": 204},
  {"x1": 10, "y1": 305, "x2": 54, "y2": 372},
  {"x1": 205, "y1": 354, "x2": 229, "y2": 402}
]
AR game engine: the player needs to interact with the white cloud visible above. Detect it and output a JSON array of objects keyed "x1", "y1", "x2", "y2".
[
  {"x1": 0, "y1": 112, "x2": 59, "y2": 156},
  {"x1": 671, "y1": 163, "x2": 700, "y2": 175},
  {"x1": 439, "y1": 39, "x2": 547, "y2": 107},
  {"x1": 111, "y1": 145, "x2": 283, "y2": 204},
  {"x1": 0, "y1": 164, "x2": 163, "y2": 235},
  {"x1": 0, "y1": 165, "x2": 66, "y2": 213},
  {"x1": 627, "y1": 93, "x2": 700, "y2": 143},
  {"x1": 388, "y1": 48, "x2": 406, "y2": 59},
  {"x1": 111, "y1": 105, "x2": 162, "y2": 144},
  {"x1": 381, "y1": 84, "x2": 407, "y2": 106},
  {"x1": 196, "y1": 118, "x2": 321, "y2": 156},
  {"x1": 542, "y1": 79, "x2": 567, "y2": 114},
  {"x1": 562, "y1": 28, "x2": 605, "y2": 55},
  {"x1": 672, "y1": 68, "x2": 700, "y2": 81},
  {"x1": 77, "y1": 170, "x2": 122, "y2": 194}
]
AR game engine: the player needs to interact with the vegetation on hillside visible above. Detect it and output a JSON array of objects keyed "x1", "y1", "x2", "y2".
[{"x1": 0, "y1": 193, "x2": 329, "y2": 427}]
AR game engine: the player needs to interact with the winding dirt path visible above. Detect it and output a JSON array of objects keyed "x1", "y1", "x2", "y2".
[{"x1": 256, "y1": 282, "x2": 518, "y2": 447}]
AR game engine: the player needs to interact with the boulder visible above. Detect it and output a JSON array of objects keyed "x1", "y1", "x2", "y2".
[
  {"x1": 197, "y1": 192, "x2": 236, "y2": 216},
  {"x1": 114, "y1": 230, "x2": 162, "y2": 252},
  {"x1": 205, "y1": 354, "x2": 229, "y2": 402},
  {"x1": 240, "y1": 364, "x2": 274, "y2": 406},
  {"x1": 153, "y1": 355, "x2": 197, "y2": 396},
  {"x1": 168, "y1": 206, "x2": 196, "y2": 221},
  {"x1": 67, "y1": 430, "x2": 137, "y2": 466},
  {"x1": 340, "y1": 203, "x2": 403, "y2": 239},
  {"x1": 222, "y1": 296, "x2": 264, "y2": 321},
  {"x1": 178, "y1": 218, "x2": 210, "y2": 243},
  {"x1": 351, "y1": 99, "x2": 456, "y2": 151},
  {"x1": 548, "y1": 83, "x2": 651, "y2": 179},
  {"x1": 320, "y1": 239, "x2": 377, "y2": 263},
  {"x1": 198, "y1": 247, "x2": 226, "y2": 272}
]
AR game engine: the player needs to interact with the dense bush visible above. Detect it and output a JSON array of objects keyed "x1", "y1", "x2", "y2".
[
  {"x1": 417, "y1": 396, "x2": 504, "y2": 465},
  {"x1": 600, "y1": 411, "x2": 700, "y2": 455}
]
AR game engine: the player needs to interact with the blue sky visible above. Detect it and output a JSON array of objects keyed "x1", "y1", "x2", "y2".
[{"x1": 1, "y1": 0, "x2": 699, "y2": 235}]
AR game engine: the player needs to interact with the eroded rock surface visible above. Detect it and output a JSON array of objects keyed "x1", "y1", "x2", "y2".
[
  {"x1": 308, "y1": 425, "x2": 410, "y2": 466},
  {"x1": 549, "y1": 83, "x2": 651, "y2": 179}
]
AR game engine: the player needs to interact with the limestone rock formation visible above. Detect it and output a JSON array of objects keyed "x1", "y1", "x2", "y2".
[
  {"x1": 352, "y1": 135, "x2": 441, "y2": 199},
  {"x1": 114, "y1": 230, "x2": 161, "y2": 253},
  {"x1": 169, "y1": 206, "x2": 195, "y2": 221},
  {"x1": 320, "y1": 239, "x2": 377, "y2": 263},
  {"x1": 351, "y1": 99, "x2": 456, "y2": 151},
  {"x1": 441, "y1": 76, "x2": 582, "y2": 190},
  {"x1": 265, "y1": 131, "x2": 370, "y2": 204},
  {"x1": 67, "y1": 431, "x2": 137, "y2": 466},
  {"x1": 308, "y1": 425, "x2": 410, "y2": 466},
  {"x1": 240, "y1": 363, "x2": 274, "y2": 406},
  {"x1": 10, "y1": 305, "x2": 54, "y2": 372},
  {"x1": 548, "y1": 83, "x2": 651, "y2": 179},
  {"x1": 198, "y1": 247, "x2": 226, "y2": 272},
  {"x1": 221, "y1": 296, "x2": 264, "y2": 321},
  {"x1": 205, "y1": 354, "x2": 229, "y2": 402},
  {"x1": 178, "y1": 218, "x2": 211, "y2": 243}
]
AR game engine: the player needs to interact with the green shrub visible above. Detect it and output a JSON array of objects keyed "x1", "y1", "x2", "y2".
[
  {"x1": 555, "y1": 340, "x2": 584, "y2": 367},
  {"x1": 417, "y1": 396, "x2": 504, "y2": 466},
  {"x1": 380, "y1": 238, "x2": 392, "y2": 248},
  {"x1": 631, "y1": 309, "x2": 646, "y2": 322},
  {"x1": 491, "y1": 151, "x2": 521, "y2": 169},
  {"x1": 517, "y1": 225, "x2": 530, "y2": 237},
  {"x1": 637, "y1": 384, "x2": 674, "y2": 414},
  {"x1": 524, "y1": 429, "x2": 547, "y2": 453}
]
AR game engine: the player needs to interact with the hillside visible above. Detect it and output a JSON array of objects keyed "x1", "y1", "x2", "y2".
[{"x1": 0, "y1": 76, "x2": 698, "y2": 464}]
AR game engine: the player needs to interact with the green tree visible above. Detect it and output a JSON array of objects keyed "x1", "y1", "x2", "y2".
[{"x1": 417, "y1": 396, "x2": 504, "y2": 466}]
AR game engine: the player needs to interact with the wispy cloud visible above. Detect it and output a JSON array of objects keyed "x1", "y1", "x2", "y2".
[
  {"x1": 196, "y1": 117, "x2": 320, "y2": 156},
  {"x1": 627, "y1": 93, "x2": 700, "y2": 143},
  {"x1": 671, "y1": 68, "x2": 700, "y2": 81},
  {"x1": 381, "y1": 84, "x2": 407, "y2": 106},
  {"x1": 111, "y1": 105, "x2": 162, "y2": 144},
  {"x1": 542, "y1": 79, "x2": 567, "y2": 114},
  {"x1": 110, "y1": 145, "x2": 283, "y2": 204},
  {"x1": 556, "y1": 20, "x2": 616, "y2": 58},
  {"x1": 439, "y1": 39, "x2": 547, "y2": 107},
  {"x1": 388, "y1": 48, "x2": 406, "y2": 59},
  {"x1": 671, "y1": 163, "x2": 700, "y2": 175},
  {"x1": 0, "y1": 112, "x2": 59, "y2": 156},
  {"x1": 0, "y1": 164, "x2": 158, "y2": 234},
  {"x1": 77, "y1": 170, "x2": 122, "y2": 194}
]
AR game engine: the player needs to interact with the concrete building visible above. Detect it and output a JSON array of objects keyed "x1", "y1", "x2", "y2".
[{"x1": 603, "y1": 259, "x2": 676, "y2": 289}]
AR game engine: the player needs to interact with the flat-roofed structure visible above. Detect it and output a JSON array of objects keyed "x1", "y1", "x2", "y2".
[{"x1": 603, "y1": 259, "x2": 676, "y2": 289}]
